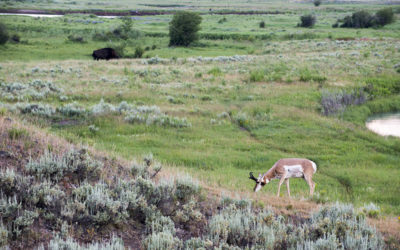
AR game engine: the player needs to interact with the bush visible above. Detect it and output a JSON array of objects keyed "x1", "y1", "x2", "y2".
[
  {"x1": 314, "y1": 0, "x2": 321, "y2": 6},
  {"x1": 218, "y1": 17, "x2": 227, "y2": 24},
  {"x1": 0, "y1": 21, "x2": 8, "y2": 45},
  {"x1": 375, "y1": 8, "x2": 395, "y2": 26},
  {"x1": 0, "y1": 223, "x2": 7, "y2": 247},
  {"x1": 335, "y1": 9, "x2": 393, "y2": 28},
  {"x1": 65, "y1": 182, "x2": 129, "y2": 225},
  {"x1": 47, "y1": 235, "x2": 126, "y2": 249},
  {"x1": 208, "y1": 205, "x2": 278, "y2": 248},
  {"x1": 259, "y1": 20, "x2": 265, "y2": 28},
  {"x1": 134, "y1": 46, "x2": 144, "y2": 58},
  {"x1": 249, "y1": 70, "x2": 265, "y2": 82},
  {"x1": 57, "y1": 102, "x2": 86, "y2": 117},
  {"x1": 143, "y1": 231, "x2": 182, "y2": 249},
  {"x1": 320, "y1": 89, "x2": 367, "y2": 116},
  {"x1": 174, "y1": 175, "x2": 200, "y2": 202},
  {"x1": 0, "y1": 169, "x2": 32, "y2": 198},
  {"x1": 298, "y1": 15, "x2": 316, "y2": 28},
  {"x1": 67, "y1": 34, "x2": 85, "y2": 43},
  {"x1": 169, "y1": 11, "x2": 202, "y2": 46},
  {"x1": 341, "y1": 10, "x2": 374, "y2": 28},
  {"x1": 25, "y1": 149, "x2": 102, "y2": 182},
  {"x1": 364, "y1": 76, "x2": 400, "y2": 98}
]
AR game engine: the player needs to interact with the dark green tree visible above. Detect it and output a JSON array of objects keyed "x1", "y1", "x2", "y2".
[
  {"x1": 314, "y1": 0, "x2": 321, "y2": 7},
  {"x1": 298, "y1": 15, "x2": 316, "y2": 28},
  {"x1": 169, "y1": 11, "x2": 202, "y2": 46},
  {"x1": 375, "y1": 8, "x2": 395, "y2": 26}
]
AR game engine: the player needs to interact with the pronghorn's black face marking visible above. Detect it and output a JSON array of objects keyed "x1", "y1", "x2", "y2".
[{"x1": 249, "y1": 172, "x2": 268, "y2": 192}]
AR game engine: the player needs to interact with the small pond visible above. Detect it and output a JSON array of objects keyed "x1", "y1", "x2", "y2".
[{"x1": 366, "y1": 113, "x2": 400, "y2": 137}]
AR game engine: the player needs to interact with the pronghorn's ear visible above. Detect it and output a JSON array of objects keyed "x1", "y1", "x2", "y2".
[{"x1": 249, "y1": 172, "x2": 257, "y2": 182}]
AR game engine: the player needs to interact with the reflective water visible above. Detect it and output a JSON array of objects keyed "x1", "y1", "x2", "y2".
[
  {"x1": 0, "y1": 13, "x2": 63, "y2": 18},
  {"x1": 366, "y1": 113, "x2": 400, "y2": 137},
  {"x1": 0, "y1": 13, "x2": 117, "y2": 18}
]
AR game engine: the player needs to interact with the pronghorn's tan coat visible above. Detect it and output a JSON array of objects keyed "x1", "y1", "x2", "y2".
[{"x1": 250, "y1": 158, "x2": 317, "y2": 197}]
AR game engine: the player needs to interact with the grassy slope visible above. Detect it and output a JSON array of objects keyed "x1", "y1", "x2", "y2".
[
  {"x1": 0, "y1": 0, "x2": 399, "y2": 217},
  {"x1": 1, "y1": 36, "x2": 400, "y2": 215}
]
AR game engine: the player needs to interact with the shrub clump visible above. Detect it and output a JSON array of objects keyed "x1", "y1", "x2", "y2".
[
  {"x1": 46, "y1": 235, "x2": 126, "y2": 249},
  {"x1": 0, "y1": 21, "x2": 9, "y2": 45},
  {"x1": 298, "y1": 15, "x2": 316, "y2": 28},
  {"x1": 375, "y1": 8, "x2": 395, "y2": 26},
  {"x1": 67, "y1": 34, "x2": 86, "y2": 43},
  {"x1": 169, "y1": 11, "x2": 202, "y2": 46},
  {"x1": 57, "y1": 102, "x2": 87, "y2": 117},
  {"x1": 134, "y1": 46, "x2": 144, "y2": 58},
  {"x1": 174, "y1": 175, "x2": 200, "y2": 202},
  {"x1": 0, "y1": 80, "x2": 63, "y2": 101},
  {"x1": 64, "y1": 182, "x2": 129, "y2": 225},
  {"x1": 320, "y1": 89, "x2": 367, "y2": 116},
  {"x1": 335, "y1": 8, "x2": 395, "y2": 28},
  {"x1": 25, "y1": 149, "x2": 102, "y2": 182},
  {"x1": 124, "y1": 105, "x2": 191, "y2": 128},
  {"x1": 314, "y1": 0, "x2": 321, "y2": 7}
]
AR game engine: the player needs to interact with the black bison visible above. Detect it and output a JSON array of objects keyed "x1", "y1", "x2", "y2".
[{"x1": 92, "y1": 48, "x2": 119, "y2": 60}]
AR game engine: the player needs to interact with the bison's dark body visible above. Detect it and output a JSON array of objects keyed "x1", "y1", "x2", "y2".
[{"x1": 92, "y1": 48, "x2": 119, "y2": 60}]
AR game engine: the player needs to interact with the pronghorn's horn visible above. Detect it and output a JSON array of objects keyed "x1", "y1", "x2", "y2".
[{"x1": 249, "y1": 172, "x2": 257, "y2": 182}]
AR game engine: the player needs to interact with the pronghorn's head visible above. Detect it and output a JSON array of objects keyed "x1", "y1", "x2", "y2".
[{"x1": 249, "y1": 172, "x2": 269, "y2": 192}]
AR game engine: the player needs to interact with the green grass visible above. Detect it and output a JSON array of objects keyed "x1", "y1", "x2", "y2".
[
  {"x1": 1, "y1": 3, "x2": 400, "y2": 215},
  {"x1": 1, "y1": 9, "x2": 400, "y2": 61}
]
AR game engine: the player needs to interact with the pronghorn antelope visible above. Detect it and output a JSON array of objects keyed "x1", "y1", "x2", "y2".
[{"x1": 249, "y1": 158, "x2": 317, "y2": 197}]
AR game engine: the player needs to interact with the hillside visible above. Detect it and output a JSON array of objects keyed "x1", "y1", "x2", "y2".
[
  {"x1": 1, "y1": 115, "x2": 399, "y2": 249},
  {"x1": 1, "y1": 1, "x2": 400, "y2": 249}
]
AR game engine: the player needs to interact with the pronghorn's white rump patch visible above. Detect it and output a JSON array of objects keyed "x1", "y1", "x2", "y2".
[
  {"x1": 311, "y1": 161, "x2": 317, "y2": 173},
  {"x1": 284, "y1": 165, "x2": 304, "y2": 178}
]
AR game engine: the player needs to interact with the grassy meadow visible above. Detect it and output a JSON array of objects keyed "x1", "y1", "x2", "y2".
[{"x1": 0, "y1": 1, "x2": 400, "y2": 248}]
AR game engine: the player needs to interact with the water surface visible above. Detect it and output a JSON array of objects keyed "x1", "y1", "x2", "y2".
[{"x1": 366, "y1": 113, "x2": 400, "y2": 137}]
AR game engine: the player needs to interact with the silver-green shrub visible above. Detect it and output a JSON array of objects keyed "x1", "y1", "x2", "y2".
[
  {"x1": 143, "y1": 231, "x2": 182, "y2": 250},
  {"x1": 25, "y1": 152, "x2": 68, "y2": 181},
  {"x1": 174, "y1": 175, "x2": 200, "y2": 202},
  {"x1": 305, "y1": 202, "x2": 384, "y2": 249},
  {"x1": 360, "y1": 202, "x2": 380, "y2": 218},
  {"x1": 0, "y1": 194, "x2": 21, "y2": 218},
  {"x1": 124, "y1": 105, "x2": 191, "y2": 128},
  {"x1": 26, "y1": 149, "x2": 102, "y2": 182},
  {"x1": 0, "y1": 222, "x2": 7, "y2": 247},
  {"x1": 208, "y1": 204, "x2": 277, "y2": 248},
  {"x1": 66, "y1": 182, "x2": 129, "y2": 225},
  {"x1": 296, "y1": 233, "x2": 338, "y2": 250},
  {"x1": 57, "y1": 102, "x2": 87, "y2": 117},
  {"x1": 29, "y1": 181, "x2": 65, "y2": 210},
  {"x1": 90, "y1": 99, "x2": 116, "y2": 116},
  {"x1": 46, "y1": 235, "x2": 126, "y2": 250},
  {"x1": 17, "y1": 103, "x2": 56, "y2": 117},
  {"x1": 12, "y1": 210, "x2": 38, "y2": 237},
  {"x1": 0, "y1": 168, "x2": 31, "y2": 198},
  {"x1": 0, "y1": 80, "x2": 62, "y2": 101}
]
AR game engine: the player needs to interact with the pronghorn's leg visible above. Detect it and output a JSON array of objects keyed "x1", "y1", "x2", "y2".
[
  {"x1": 277, "y1": 174, "x2": 287, "y2": 197},
  {"x1": 310, "y1": 177, "x2": 315, "y2": 196},
  {"x1": 304, "y1": 175, "x2": 315, "y2": 196},
  {"x1": 285, "y1": 178, "x2": 290, "y2": 197}
]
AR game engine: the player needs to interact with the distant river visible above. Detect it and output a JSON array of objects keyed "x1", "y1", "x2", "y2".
[
  {"x1": 0, "y1": 13, "x2": 117, "y2": 18},
  {"x1": 366, "y1": 113, "x2": 400, "y2": 137}
]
